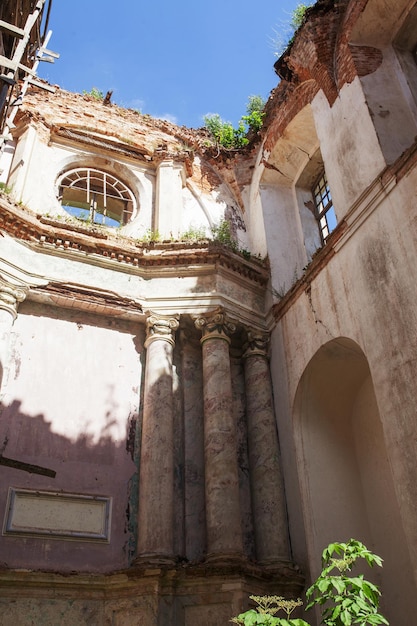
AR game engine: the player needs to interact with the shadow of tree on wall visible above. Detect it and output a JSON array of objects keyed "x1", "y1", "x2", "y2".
[{"x1": 0, "y1": 397, "x2": 139, "y2": 573}]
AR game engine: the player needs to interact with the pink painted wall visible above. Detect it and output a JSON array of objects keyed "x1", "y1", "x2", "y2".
[{"x1": 0, "y1": 302, "x2": 144, "y2": 572}]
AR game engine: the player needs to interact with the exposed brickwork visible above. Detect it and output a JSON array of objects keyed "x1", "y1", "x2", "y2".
[
  {"x1": 335, "y1": 0, "x2": 374, "y2": 87},
  {"x1": 258, "y1": 0, "x2": 384, "y2": 157},
  {"x1": 19, "y1": 87, "x2": 210, "y2": 161},
  {"x1": 349, "y1": 45, "x2": 383, "y2": 76},
  {"x1": 274, "y1": 0, "x2": 349, "y2": 106},
  {"x1": 263, "y1": 81, "x2": 319, "y2": 154}
]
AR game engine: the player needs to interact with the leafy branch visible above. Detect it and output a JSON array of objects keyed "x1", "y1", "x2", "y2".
[
  {"x1": 306, "y1": 539, "x2": 389, "y2": 626},
  {"x1": 231, "y1": 540, "x2": 389, "y2": 626}
]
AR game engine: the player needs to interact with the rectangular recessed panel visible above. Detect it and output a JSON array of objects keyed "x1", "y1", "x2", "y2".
[{"x1": 3, "y1": 488, "x2": 111, "y2": 542}]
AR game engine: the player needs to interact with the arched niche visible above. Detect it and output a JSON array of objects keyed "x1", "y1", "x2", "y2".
[{"x1": 293, "y1": 337, "x2": 416, "y2": 625}]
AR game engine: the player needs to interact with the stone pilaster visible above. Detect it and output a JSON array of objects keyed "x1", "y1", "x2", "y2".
[
  {"x1": 194, "y1": 309, "x2": 244, "y2": 563},
  {"x1": 0, "y1": 278, "x2": 27, "y2": 390},
  {"x1": 0, "y1": 279, "x2": 27, "y2": 320},
  {"x1": 243, "y1": 332, "x2": 290, "y2": 565},
  {"x1": 136, "y1": 312, "x2": 179, "y2": 565},
  {"x1": 155, "y1": 160, "x2": 184, "y2": 240}
]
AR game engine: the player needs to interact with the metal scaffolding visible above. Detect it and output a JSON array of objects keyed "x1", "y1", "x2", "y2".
[{"x1": 0, "y1": 0, "x2": 58, "y2": 151}]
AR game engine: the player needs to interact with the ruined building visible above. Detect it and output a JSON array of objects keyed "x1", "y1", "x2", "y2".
[{"x1": 0, "y1": 0, "x2": 416, "y2": 624}]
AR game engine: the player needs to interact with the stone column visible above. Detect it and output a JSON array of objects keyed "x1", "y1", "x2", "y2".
[
  {"x1": 243, "y1": 332, "x2": 290, "y2": 565},
  {"x1": 0, "y1": 278, "x2": 27, "y2": 390},
  {"x1": 136, "y1": 312, "x2": 179, "y2": 565},
  {"x1": 194, "y1": 309, "x2": 244, "y2": 563}
]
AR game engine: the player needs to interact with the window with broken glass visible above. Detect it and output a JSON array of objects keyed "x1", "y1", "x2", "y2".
[
  {"x1": 58, "y1": 168, "x2": 135, "y2": 227},
  {"x1": 313, "y1": 171, "x2": 337, "y2": 242}
]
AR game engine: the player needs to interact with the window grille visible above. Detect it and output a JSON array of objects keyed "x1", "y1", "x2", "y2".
[
  {"x1": 313, "y1": 172, "x2": 337, "y2": 241},
  {"x1": 58, "y1": 168, "x2": 135, "y2": 227}
]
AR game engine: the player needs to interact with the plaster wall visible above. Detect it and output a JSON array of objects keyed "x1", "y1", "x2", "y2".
[
  {"x1": 7, "y1": 120, "x2": 236, "y2": 245},
  {"x1": 0, "y1": 304, "x2": 142, "y2": 572},
  {"x1": 358, "y1": 47, "x2": 417, "y2": 164},
  {"x1": 311, "y1": 79, "x2": 386, "y2": 215},
  {"x1": 242, "y1": 181, "x2": 268, "y2": 259},
  {"x1": 269, "y1": 164, "x2": 417, "y2": 625},
  {"x1": 295, "y1": 187, "x2": 322, "y2": 261},
  {"x1": 0, "y1": 140, "x2": 14, "y2": 185},
  {"x1": 259, "y1": 184, "x2": 308, "y2": 299},
  {"x1": 7, "y1": 133, "x2": 157, "y2": 236},
  {"x1": 4, "y1": 83, "x2": 252, "y2": 260}
]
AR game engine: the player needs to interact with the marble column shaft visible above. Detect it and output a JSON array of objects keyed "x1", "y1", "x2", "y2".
[
  {"x1": 243, "y1": 333, "x2": 290, "y2": 564},
  {"x1": 195, "y1": 310, "x2": 243, "y2": 562},
  {"x1": 137, "y1": 313, "x2": 179, "y2": 564}
]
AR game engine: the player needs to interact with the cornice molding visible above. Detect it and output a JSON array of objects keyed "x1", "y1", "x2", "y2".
[{"x1": 0, "y1": 198, "x2": 269, "y2": 287}]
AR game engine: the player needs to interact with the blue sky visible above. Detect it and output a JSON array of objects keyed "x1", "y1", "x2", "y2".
[{"x1": 39, "y1": 1, "x2": 303, "y2": 129}]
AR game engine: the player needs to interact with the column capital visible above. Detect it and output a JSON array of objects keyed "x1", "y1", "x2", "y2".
[
  {"x1": 193, "y1": 308, "x2": 236, "y2": 345},
  {"x1": 145, "y1": 312, "x2": 179, "y2": 348},
  {"x1": 0, "y1": 278, "x2": 28, "y2": 320},
  {"x1": 243, "y1": 331, "x2": 270, "y2": 359}
]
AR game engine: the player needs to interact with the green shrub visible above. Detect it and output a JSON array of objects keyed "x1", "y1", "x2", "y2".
[
  {"x1": 204, "y1": 95, "x2": 265, "y2": 149},
  {"x1": 180, "y1": 226, "x2": 207, "y2": 241},
  {"x1": 231, "y1": 540, "x2": 389, "y2": 626},
  {"x1": 211, "y1": 219, "x2": 237, "y2": 251},
  {"x1": 291, "y1": 3, "x2": 313, "y2": 31},
  {"x1": 0, "y1": 182, "x2": 12, "y2": 194},
  {"x1": 306, "y1": 539, "x2": 389, "y2": 626},
  {"x1": 203, "y1": 114, "x2": 248, "y2": 149},
  {"x1": 140, "y1": 229, "x2": 161, "y2": 243},
  {"x1": 83, "y1": 87, "x2": 104, "y2": 100}
]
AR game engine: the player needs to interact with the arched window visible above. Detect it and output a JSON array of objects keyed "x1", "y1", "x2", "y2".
[{"x1": 58, "y1": 168, "x2": 136, "y2": 227}]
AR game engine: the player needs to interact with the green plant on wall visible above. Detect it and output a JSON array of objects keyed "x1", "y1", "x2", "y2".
[
  {"x1": 180, "y1": 226, "x2": 208, "y2": 242},
  {"x1": 83, "y1": 86, "x2": 104, "y2": 100},
  {"x1": 0, "y1": 182, "x2": 12, "y2": 194},
  {"x1": 231, "y1": 540, "x2": 389, "y2": 626},
  {"x1": 204, "y1": 95, "x2": 266, "y2": 149},
  {"x1": 291, "y1": 3, "x2": 313, "y2": 30},
  {"x1": 211, "y1": 219, "x2": 237, "y2": 251},
  {"x1": 272, "y1": 1, "x2": 315, "y2": 57},
  {"x1": 306, "y1": 539, "x2": 389, "y2": 626},
  {"x1": 140, "y1": 229, "x2": 161, "y2": 243},
  {"x1": 203, "y1": 113, "x2": 248, "y2": 149},
  {"x1": 231, "y1": 595, "x2": 308, "y2": 625}
]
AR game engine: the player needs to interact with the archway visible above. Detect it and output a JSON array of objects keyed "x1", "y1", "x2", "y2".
[{"x1": 294, "y1": 337, "x2": 415, "y2": 624}]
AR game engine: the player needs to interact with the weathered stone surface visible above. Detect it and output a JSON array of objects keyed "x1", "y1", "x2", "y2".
[{"x1": 2, "y1": 1, "x2": 417, "y2": 624}]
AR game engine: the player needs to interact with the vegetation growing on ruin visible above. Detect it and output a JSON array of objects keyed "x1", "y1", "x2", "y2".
[
  {"x1": 204, "y1": 95, "x2": 266, "y2": 149},
  {"x1": 232, "y1": 540, "x2": 389, "y2": 626},
  {"x1": 272, "y1": 1, "x2": 315, "y2": 57},
  {"x1": 180, "y1": 226, "x2": 208, "y2": 241},
  {"x1": 291, "y1": 3, "x2": 313, "y2": 30},
  {"x1": 0, "y1": 182, "x2": 12, "y2": 194},
  {"x1": 83, "y1": 86, "x2": 104, "y2": 100}
]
